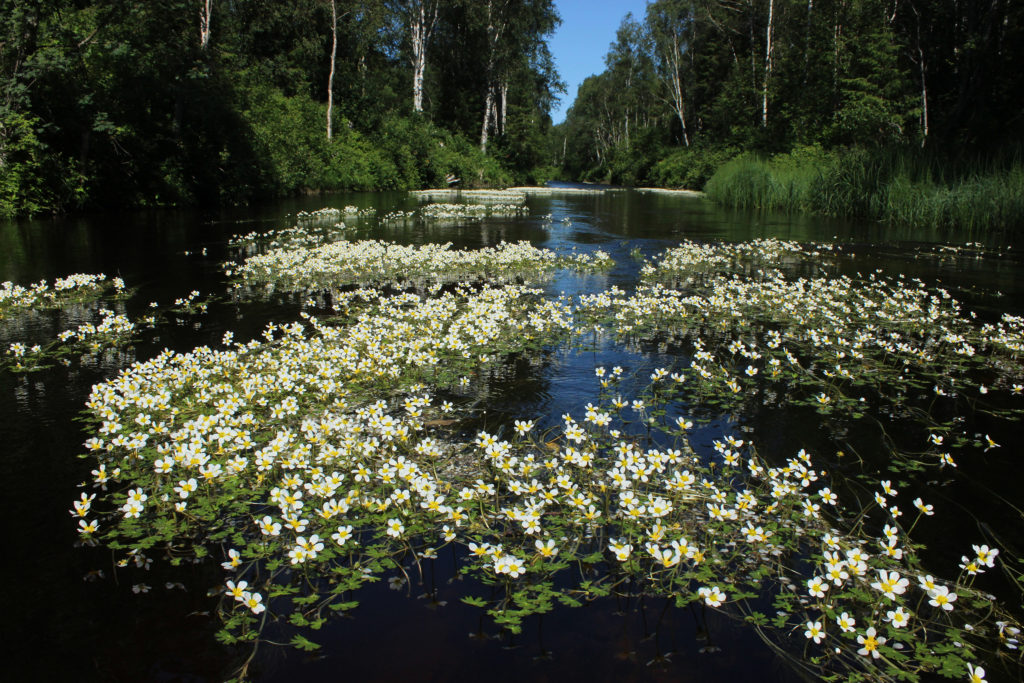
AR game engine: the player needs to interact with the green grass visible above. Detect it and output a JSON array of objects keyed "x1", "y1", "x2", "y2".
[{"x1": 704, "y1": 146, "x2": 1024, "y2": 232}]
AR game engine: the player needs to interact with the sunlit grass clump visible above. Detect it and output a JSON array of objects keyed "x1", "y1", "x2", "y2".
[{"x1": 704, "y1": 149, "x2": 1024, "y2": 232}]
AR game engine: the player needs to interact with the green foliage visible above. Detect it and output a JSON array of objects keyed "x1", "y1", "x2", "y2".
[
  {"x1": 372, "y1": 115, "x2": 511, "y2": 190},
  {"x1": 703, "y1": 145, "x2": 1024, "y2": 232},
  {"x1": 241, "y1": 84, "x2": 386, "y2": 196},
  {"x1": 556, "y1": 0, "x2": 1024, "y2": 216},
  {"x1": 0, "y1": 109, "x2": 54, "y2": 216},
  {"x1": 647, "y1": 145, "x2": 739, "y2": 190},
  {"x1": 0, "y1": 0, "x2": 560, "y2": 216},
  {"x1": 703, "y1": 146, "x2": 836, "y2": 212}
]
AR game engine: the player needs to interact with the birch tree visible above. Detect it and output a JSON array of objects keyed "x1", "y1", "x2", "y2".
[
  {"x1": 326, "y1": 0, "x2": 338, "y2": 139},
  {"x1": 479, "y1": 0, "x2": 511, "y2": 152},
  {"x1": 199, "y1": 0, "x2": 212, "y2": 50},
  {"x1": 762, "y1": 0, "x2": 773, "y2": 126},
  {"x1": 646, "y1": 0, "x2": 693, "y2": 146},
  {"x1": 388, "y1": 0, "x2": 440, "y2": 112},
  {"x1": 475, "y1": 0, "x2": 560, "y2": 153}
]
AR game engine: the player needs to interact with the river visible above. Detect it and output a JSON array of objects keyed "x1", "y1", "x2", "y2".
[{"x1": 2, "y1": 185, "x2": 1021, "y2": 682}]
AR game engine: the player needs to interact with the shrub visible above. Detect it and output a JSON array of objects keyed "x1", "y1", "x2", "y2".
[{"x1": 648, "y1": 145, "x2": 740, "y2": 190}]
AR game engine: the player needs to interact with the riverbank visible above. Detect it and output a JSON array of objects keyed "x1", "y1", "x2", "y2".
[
  {"x1": 635, "y1": 187, "x2": 705, "y2": 197},
  {"x1": 702, "y1": 147, "x2": 1024, "y2": 232},
  {"x1": 569, "y1": 144, "x2": 1024, "y2": 233}
]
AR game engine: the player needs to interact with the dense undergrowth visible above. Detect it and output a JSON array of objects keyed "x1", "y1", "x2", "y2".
[{"x1": 0, "y1": 89, "x2": 513, "y2": 216}]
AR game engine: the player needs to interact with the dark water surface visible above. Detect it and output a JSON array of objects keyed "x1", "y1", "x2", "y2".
[{"x1": 2, "y1": 186, "x2": 1021, "y2": 682}]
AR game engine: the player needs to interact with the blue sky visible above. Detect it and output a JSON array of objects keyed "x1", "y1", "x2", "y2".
[{"x1": 549, "y1": 0, "x2": 650, "y2": 124}]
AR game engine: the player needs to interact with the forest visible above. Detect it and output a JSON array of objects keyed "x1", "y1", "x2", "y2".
[
  {"x1": 0, "y1": 0, "x2": 562, "y2": 216},
  {"x1": 3, "y1": 1, "x2": 1024, "y2": 231},
  {"x1": 556, "y1": 0, "x2": 1024, "y2": 230}
]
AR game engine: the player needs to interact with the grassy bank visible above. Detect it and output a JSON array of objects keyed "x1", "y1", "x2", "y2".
[{"x1": 703, "y1": 147, "x2": 1024, "y2": 232}]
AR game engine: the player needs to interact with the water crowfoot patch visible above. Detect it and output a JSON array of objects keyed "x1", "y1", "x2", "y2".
[
  {"x1": 0, "y1": 272, "x2": 215, "y2": 373},
  {"x1": 419, "y1": 203, "x2": 527, "y2": 220},
  {"x1": 71, "y1": 234, "x2": 1024, "y2": 682},
  {"x1": 0, "y1": 272, "x2": 127, "y2": 315},
  {"x1": 411, "y1": 189, "x2": 528, "y2": 204},
  {"x1": 77, "y1": 355, "x2": 1019, "y2": 681},
  {"x1": 231, "y1": 239, "x2": 612, "y2": 294}
]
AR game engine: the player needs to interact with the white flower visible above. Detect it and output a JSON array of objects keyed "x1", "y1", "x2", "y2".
[
  {"x1": 804, "y1": 620, "x2": 825, "y2": 643},
  {"x1": 928, "y1": 585, "x2": 958, "y2": 611},
  {"x1": 697, "y1": 586, "x2": 726, "y2": 607},
  {"x1": 856, "y1": 626, "x2": 885, "y2": 658},
  {"x1": 885, "y1": 606, "x2": 911, "y2": 628}
]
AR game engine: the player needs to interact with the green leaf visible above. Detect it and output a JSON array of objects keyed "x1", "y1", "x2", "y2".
[
  {"x1": 461, "y1": 595, "x2": 489, "y2": 608},
  {"x1": 290, "y1": 634, "x2": 321, "y2": 651}
]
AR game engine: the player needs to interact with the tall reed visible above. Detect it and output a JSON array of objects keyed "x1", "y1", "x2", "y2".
[{"x1": 703, "y1": 146, "x2": 1024, "y2": 233}]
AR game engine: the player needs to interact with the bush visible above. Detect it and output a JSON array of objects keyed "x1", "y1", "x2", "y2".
[
  {"x1": 0, "y1": 110, "x2": 86, "y2": 216},
  {"x1": 238, "y1": 88, "x2": 510, "y2": 198},
  {"x1": 648, "y1": 145, "x2": 740, "y2": 190},
  {"x1": 371, "y1": 114, "x2": 511, "y2": 190}
]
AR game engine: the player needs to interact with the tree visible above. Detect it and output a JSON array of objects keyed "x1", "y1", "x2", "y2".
[
  {"x1": 199, "y1": 0, "x2": 212, "y2": 50},
  {"x1": 386, "y1": 0, "x2": 441, "y2": 112},
  {"x1": 326, "y1": 0, "x2": 338, "y2": 139},
  {"x1": 646, "y1": 0, "x2": 694, "y2": 145}
]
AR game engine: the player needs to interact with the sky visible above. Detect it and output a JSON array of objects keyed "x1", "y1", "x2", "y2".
[{"x1": 548, "y1": 0, "x2": 650, "y2": 124}]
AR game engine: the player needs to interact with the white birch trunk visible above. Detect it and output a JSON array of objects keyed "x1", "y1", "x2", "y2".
[
  {"x1": 408, "y1": 1, "x2": 438, "y2": 113},
  {"x1": 918, "y1": 50, "x2": 928, "y2": 144},
  {"x1": 480, "y1": 84, "x2": 495, "y2": 152},
  {"x1": 411, "y1": 4, "x2": 426, "y2": 112},
  {"x1": 499, "y1": 81, "x2": 507, "y2": 136},
  {"x1": 327, "y1": 0, "x2": 338, "y2": 140},
  {"x1": 479, "y1": 0, "x2": 508, "y2": 151},
  {"x1": 199, "y1": 0, "x2": 212, "y2": 50},
  {"x1": 669, "y1": 33, "x2": 690, "y2": 146},
  {"x1": 762, "y1": 0, "x2": 774, "y2": 127},
  {"x1": 911, "y1": 7, "x2": 929, "y2": 145}
]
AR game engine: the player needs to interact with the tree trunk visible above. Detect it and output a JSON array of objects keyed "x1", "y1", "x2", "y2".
[
  {"x1": 327, "y1": 0, "x2": 338, "y2": 140},
  {"x1": 479, "y1": 0, "x2": 507, "y2": 151},
  {"x1": 918, "y1": 52, "x2": 928, "y2": 145},
  {"x1": 762, "y1": 0, "x2": 774, "y2": 127},
  {"x1": 480, "y1": 83, "x2": 495, "y2": 152},
  {"x1": 410, "y1": 2, "x2": 438, "y2": 113},
  {"x1": 833, "y1": 6, "x2": 843, "y2": 89},
  {"x1": 199, "y1": 0, "x2": 212, "y2": 50},
  {"x1": 911, "y1": 5, "x2": 929, "y2": 145},
  {"x1": 669, "y1": 33, "x2": 690, "y2": 146},
  {"x1": 499, "y1": 80, "x2": 507, "y2": 136},
  {"x1": 411, "y1": 5, "x2": 426, "y2": 111}
]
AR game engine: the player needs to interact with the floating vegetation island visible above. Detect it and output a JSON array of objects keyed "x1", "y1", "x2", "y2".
[
  {"x1": 0, "y1": 219, "x2": 1010, "y2": 682},
  {"x1": 229, "y1": 239, "x2": 612, "y2": 294},
  {"x1": 411, "y1": 185, "x2": 619, "y2": 202},
  {"x1": 419, "y1": 202, "x2": 527, "y2": 219},
  {"x1": 411, "y1": 189, "x2": 528, "y2": 204}
]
